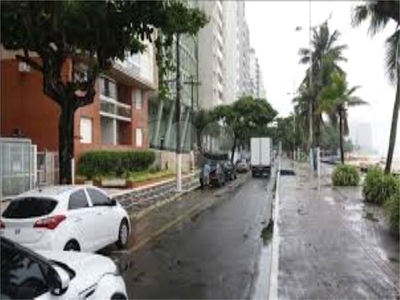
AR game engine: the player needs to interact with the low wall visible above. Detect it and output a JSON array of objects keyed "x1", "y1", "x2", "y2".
[{"x1": 151, "y1": 150, "x2": 193, "y2": 173}]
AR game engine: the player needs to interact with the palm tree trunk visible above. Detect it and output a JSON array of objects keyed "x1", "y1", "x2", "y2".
[
  {"x1": 385, "y1": 79, "x2": 400, "y2": 174},
  {"x1": 339, "y1": 109, "x2": 345, "y2": 164}
]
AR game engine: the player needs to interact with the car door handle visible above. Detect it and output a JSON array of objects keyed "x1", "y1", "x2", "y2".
[
  {"x1": 96, "y1": 212, "x2": 102, "y2": 216},
  {"x1": 75, "y1": 217, "x2": 82, "y2": 222}
]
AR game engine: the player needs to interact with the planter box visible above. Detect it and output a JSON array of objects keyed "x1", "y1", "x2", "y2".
[
  {"x1": 126, "y1": 175, "x2": 175, "y2": 189},
  {"x1": 101, "y1": 178, "x2": 127, "y2": 188}
]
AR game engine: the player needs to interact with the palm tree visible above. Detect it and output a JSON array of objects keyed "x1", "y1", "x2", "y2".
[
  {"x1": 318, "y1": 71, "x2": 368, "y2": 164},
  {"x1": 298, "y1": 21, "x2": 348, "y2": 147},
  {"x1": 352, "y1": 0, "x2": 400, "y2": 173}
]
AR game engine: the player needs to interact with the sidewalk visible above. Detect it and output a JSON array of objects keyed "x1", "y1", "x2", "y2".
[{"x1": 273, "y1": 160, "x2": 399, "y2": 299}]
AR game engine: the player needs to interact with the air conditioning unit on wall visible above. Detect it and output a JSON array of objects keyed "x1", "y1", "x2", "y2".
[{"x1": 18, "y1": 61, "x2": 31, "y2": 73}]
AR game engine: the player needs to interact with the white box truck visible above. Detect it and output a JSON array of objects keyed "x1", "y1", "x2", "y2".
[{"x1": 250, "y1": 137, "x2": 272, "y2": 177}]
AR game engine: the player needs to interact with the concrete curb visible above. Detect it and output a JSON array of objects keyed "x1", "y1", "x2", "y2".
[{"x1": 268, "y1": 166, "x2": 281, "y2": 299}]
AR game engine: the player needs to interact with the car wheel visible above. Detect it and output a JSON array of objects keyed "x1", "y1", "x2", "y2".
[
  {"x1": 64, "y1": 240, "x2": 80, "y2": 251},
  {"x1": 116, "y1": 219, "x2": 129, "y2": 249},
  {"x1": 111, "y1": 293, "x2": 128, "y2": 300}
]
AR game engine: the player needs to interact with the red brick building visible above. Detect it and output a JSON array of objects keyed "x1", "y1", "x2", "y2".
[{"x1": 1, "y1": 49, "x2": 156, "y2": 164}]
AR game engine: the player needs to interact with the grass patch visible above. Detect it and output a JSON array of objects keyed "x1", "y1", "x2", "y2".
[{"x1": 128, "y1": 169, "x2": 174, "y2": 183}]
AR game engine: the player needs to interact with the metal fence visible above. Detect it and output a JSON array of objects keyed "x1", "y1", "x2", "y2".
[
  {"x1": 0, "y1": 138, "x2": 37, "y2": 198},
  {"x1": 37, "y1": 151, "x2": 59, "y2": 186}
]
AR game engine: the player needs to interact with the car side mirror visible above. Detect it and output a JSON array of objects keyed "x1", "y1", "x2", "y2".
[
  {"x1": 51, "y1": 265, "x2": 70, "y2": 296},
  {"x1": 110, "y1": 199, "x2": 117, "y2": 206}
]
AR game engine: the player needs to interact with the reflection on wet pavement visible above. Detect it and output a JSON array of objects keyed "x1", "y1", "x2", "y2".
[{"x1": 113, "y1": 172, "x2": 275, "y2": 299}]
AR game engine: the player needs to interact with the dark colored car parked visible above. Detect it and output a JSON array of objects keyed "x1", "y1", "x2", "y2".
[
  {"x1": 223, "y1": 161, "x2": 237, "y2": 181},
  {"x1": 209, "y1": 161, "x2": 226, "y2": 187},
  {"x1": 200, "y1": 161, "x2": 226, "y2": 188}
]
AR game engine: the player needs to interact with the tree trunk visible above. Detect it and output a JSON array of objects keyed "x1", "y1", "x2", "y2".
[
  {"x1": 58, "y1": 99, "x2": 76, "y2": 184},
  {"x1": 339, "y1": 109, "x2": 345, "y2": 165},
  {"x1": 385, "y1": 79, "x2": 400, "y2": 174},
  {"x1": 231, "y1": 139, "x2": 236, "y2": 163}
]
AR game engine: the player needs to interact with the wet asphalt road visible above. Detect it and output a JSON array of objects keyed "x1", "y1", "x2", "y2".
[{"x1": 117, "y1": 174, "x2": 275, "y2": 299}]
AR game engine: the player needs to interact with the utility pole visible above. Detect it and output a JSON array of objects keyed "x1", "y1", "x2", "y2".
[
  {"x1": 175, "y1": 33, "x2": 182, "y2": 192},
  {"x1": 308, "y1": 0, "x2": 315, "y2": 170}
]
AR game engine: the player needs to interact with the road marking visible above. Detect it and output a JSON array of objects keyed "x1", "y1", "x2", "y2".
[{"x1": 268, "y1": 169, "x2": 280, "y2": 300}]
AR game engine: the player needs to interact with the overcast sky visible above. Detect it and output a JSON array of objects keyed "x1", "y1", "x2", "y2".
[{"x1": 246, "y1": 1, "x2": 398, "y2": 157}]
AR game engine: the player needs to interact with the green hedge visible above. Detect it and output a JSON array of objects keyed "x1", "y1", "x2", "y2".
[
  {"x1": 384, "y1": 194, "x2": 400, "y2": 232},
  {"x1": 363, "y1": 167, "x2": 400, "y2": 205},
  {"x1": 78, "y1": 150, "x2": 155, "y2": 179},
  {"x1": 332, "y1": 164, "x2": 360, "y2": 186}
]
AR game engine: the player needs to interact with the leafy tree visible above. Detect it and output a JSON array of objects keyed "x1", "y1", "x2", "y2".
[
  {"x1": 344, "y1": 139, "x2": 354, "y2": 153},
  {"x1": 298, "y1": 21, "x2": 348, "y2": 147},
  {"x1": 320, "y1": 125, "x2": 339, "y2": 153},
  {"x1": 317, "y1": 71, "x2": 367, "y2": 164},
  {"x1": 352, "y1": 0, "x2": 399, "y2": 174},
  {"x1": 274, "y1": 116, "x2": 296, "y2": 155},
  {"x1": 212, "y1": 96, "x2": 277, "y2": 161},
  {"x1": 1, "y1": 1, "x2": 207, "y2": 183}
]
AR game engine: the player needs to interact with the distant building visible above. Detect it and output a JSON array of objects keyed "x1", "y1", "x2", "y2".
[
  {"x1": 349, "y1": 122, "x2": 374, "y2": 153},
  {"x1": 259, "y1": 70, "x2": 266, "y2": 99},
  {"x1": 237, "y1": 1, "x2": 251, "y2": 97}
]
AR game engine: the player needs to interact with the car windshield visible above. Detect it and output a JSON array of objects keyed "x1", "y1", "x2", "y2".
[{"x1": 2, "y1": 198, "x2": 57, "y2": 219}]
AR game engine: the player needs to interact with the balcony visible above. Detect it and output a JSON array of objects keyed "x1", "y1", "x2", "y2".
[{"x1": 100, "y1": 95, "x2": 131, "y2": 122}]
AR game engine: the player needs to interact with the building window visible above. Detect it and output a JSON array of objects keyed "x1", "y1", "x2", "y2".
[
  {"x1": 134, "y1": 89, "x2": 143, "y2": 109},
  {"x1": 99, "y1": 77, "x2": 117, "y2": 99},
  {"x1": 80, "y1": 117, "x2": 93, "y2": 144},
  {"x1": 136, "y1": 128, "x2": 143, "y2": 147}
]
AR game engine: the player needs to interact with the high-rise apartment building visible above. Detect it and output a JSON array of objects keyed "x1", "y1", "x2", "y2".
[
  {"x1": 197, "y1": 0, "x2": 225, "y2": 110},
  {"x1": 223, "y1": 0, "x2": 240, "y2": 104}
]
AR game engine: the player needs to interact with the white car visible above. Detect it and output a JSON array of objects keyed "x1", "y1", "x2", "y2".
[
  {"x1": 0, "y1": 185, "x2": 130, "y2": 252},
  {"x1": 1, "y1": 236, "x2": 128, "y2": 299}
]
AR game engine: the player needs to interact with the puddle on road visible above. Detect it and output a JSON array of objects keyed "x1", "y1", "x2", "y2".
[
  {"x1": 364, "y1": 211, "x2": 379, "y2": 222},
  {"x1": 261, "y1": 220, "x2": 274, "y2": 245},
  {"x1": 323, "y1": 196, "x2": 335, "y2": 206}
]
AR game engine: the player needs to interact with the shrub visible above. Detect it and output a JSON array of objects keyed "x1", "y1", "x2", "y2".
[
  {"x1": 332, "y1": 164, "x2": 360, "y2": 186},
  {"x1": 363, "y1": 167, "x2": 400, "y2": 205},
  {"x1": 78, "y1": 150, "x2": 155, "y2": 179},
  {"x1": 363, "y1": 167, "x2": 385, "y2": 204},
  {"x1": 384, "y1": 194, "x2": 400, "y2": 232}
]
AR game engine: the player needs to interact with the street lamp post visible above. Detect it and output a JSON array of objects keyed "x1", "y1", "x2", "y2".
[
  {"x1": 287, "y1": 80, "x2": 297, "y2": 160},
  {"x1": 175, "y1": 33, "x2": 182, "y2": 192},
  {"x1": 295, "y1": 0, "x2": 317, "y2": 170},
  {"x1": 308, "y1": 0, "x2": 314, "y2": 171}
]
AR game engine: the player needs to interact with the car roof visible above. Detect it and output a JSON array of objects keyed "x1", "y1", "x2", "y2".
[{"x1": 15, "y1": 185, "x2": 96, "y2": 200}]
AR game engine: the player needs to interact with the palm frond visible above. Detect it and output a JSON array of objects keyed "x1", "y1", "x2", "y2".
[
  {"x1": 385, "y1": 28, "x2": 400, "y2": 84},
  {"x1": 347, "y1": 85, "x2": 361, "y2": 95},
  {"x1": 352, "y1": 2, "x2": 398, "y2": 36},
  {"x1": 347, "y1": 96, "x2": 368, "y2": 107}
]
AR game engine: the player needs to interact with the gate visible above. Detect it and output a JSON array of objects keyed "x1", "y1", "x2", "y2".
[
  {"x1": 0, "y1": 138, "x2": 37, "y2": 198},
  {"x1": 37, "y1": 151, "x2": 59, "y2": 186}
]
